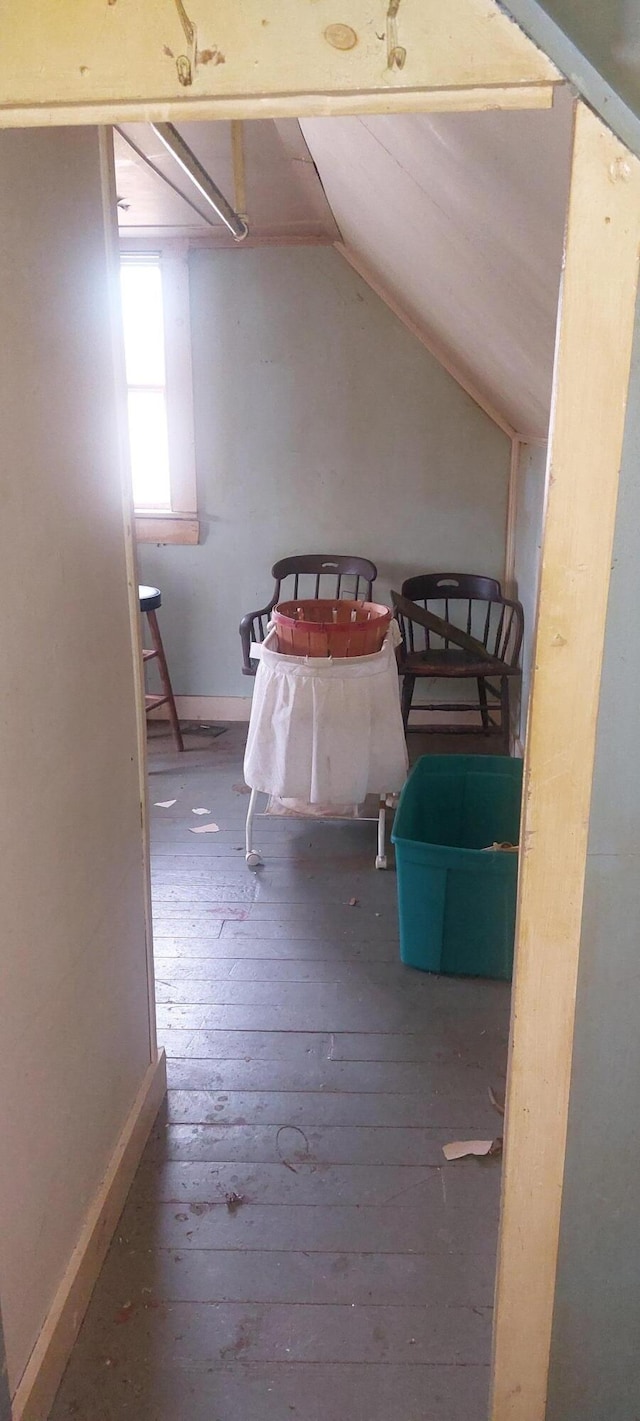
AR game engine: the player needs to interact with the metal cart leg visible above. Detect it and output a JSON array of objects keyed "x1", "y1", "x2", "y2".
[
  {"x1": 376, "y1": 797, "x2": 387, "y2": 870},
  {"x1": 245, "y1": 787, "x2": 263, "y2": 869}
]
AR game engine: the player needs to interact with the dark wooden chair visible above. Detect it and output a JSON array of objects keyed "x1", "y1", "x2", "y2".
[
  {"x1": 240, "y1": 554, "x2": 378, "y2": 674},
  {"x1": 392, "y1": 573, "x2": 524, "y2": 752}
]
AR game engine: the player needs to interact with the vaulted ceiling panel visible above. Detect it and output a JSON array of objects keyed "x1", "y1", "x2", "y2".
[
  {"x1": 116, "y1": 119, "x2": 339, "y2": 243},
  {"x1": 301, "y1": 89, "x2": 573, "y2": 438}
]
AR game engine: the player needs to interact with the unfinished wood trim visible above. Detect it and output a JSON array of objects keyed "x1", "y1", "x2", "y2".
[
  {"x1": 335, "y1": 242, "x2": 518, "y2": 440},
  {"x1": 135, "y1": 515, "x2": 199, "y2": 545},
  {"x1": 0, "y1": 85, "x2": 557, "y2": 130},
  {"x1": 231, "y1": 120, "x2": 247, "y2": 220},
  {"x1": 491, "y1": 100, "x2": 640, "y2": 1421},
  {"x1": 504, "y1": 436, "x2": 520, "y2": 595},
  {"x1": 0, "y1": 1, "x2": 560, "y2": 124},
  {"x1": 100, "y1": 127, "x2": 158, "y2": 1060},
  {"x1": 12, "y1": 1051, "x2": 167, "y2": 1421},
  {"x1": 121, "y1": 231, "x2": 335, "y2": 249}
]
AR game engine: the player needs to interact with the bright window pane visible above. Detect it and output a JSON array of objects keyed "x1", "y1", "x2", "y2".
[
  {"x1": 127, "y1": 389, "x2": 171, "y2": 508},
  {"x1": 120, "y1": 262, "x2": 166, "y2": 387}
]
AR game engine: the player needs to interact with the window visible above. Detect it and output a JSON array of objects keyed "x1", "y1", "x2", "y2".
[{"x1": 120, "y1": 246, "x2": 198, "y2": 544}]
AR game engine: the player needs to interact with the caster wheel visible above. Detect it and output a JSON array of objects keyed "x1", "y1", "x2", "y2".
[
  {"x1": 375, "y1": 855, "x2": 388, "y2": 870},
  {"x1": 246, "y1": 850, "x2": 263, "y2": 869}
]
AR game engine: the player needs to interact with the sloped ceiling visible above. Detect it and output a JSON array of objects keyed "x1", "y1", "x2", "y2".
[
  {"x1": 301, "y1": 89, "x2": 573, "y2": 440},
  {"x1": 115, "y1": 119, "x2": 339, "y2": 244},
  {"x1": 116, "y1": 94, "x2": 573, "y2": 441}
]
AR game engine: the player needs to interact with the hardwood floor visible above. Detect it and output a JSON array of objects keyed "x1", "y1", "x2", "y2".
[{"x1": 49, "y1": 723, "x2": 509, "y2": 1421}]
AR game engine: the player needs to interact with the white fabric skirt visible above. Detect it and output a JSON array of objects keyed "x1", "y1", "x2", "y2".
[{"x1": 244, "y1": 628, "x2": 408, "y2": 806}]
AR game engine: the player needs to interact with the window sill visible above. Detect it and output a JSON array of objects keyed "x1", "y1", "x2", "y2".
[{"x1": 135, "y1": 515, "x2": 199, "y2": 545}]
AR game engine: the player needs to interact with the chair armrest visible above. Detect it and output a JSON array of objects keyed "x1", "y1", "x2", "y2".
[{"x1": 239, "y1": 599, "x2": 277, "y2": 675}]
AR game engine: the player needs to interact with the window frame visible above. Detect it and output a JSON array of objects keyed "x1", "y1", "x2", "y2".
[{"x1": 120, "y1": 238, "x2": 198, "y2": 545}]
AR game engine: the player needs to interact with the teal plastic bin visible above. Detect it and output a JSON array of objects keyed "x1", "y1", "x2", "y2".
[{"x1": 391, "y1": 755, "x2": 523, "y2": 980}]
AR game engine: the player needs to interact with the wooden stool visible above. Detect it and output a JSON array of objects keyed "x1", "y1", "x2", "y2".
[{"x1": 139, "y1": 585, "x2": 184, "y2": 752}]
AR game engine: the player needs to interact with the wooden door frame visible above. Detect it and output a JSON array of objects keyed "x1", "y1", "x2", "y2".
[
  {"x1": 3, "y1": 7, "x2": 640, "y2": 1417},
  {"x1": 492, "y1": 101, "x2": 640, "y2": 1418}
]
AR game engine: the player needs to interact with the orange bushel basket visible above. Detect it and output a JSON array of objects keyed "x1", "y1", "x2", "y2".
[{"x1": 273, "y1": 599, "x2": 392, "y2": 659}]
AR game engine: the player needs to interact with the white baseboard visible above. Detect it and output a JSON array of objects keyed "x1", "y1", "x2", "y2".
[
  {"x1": 148, "y1": 698, "x2": 484, "y2": 729},
  {"x1": 12, "y1": 1051, "x2": 167, "y2": 1421},
  {"x1": 409, "y1": 709, "x2": 484, "y2": 728},
  {"x1": 148, "y1": 695, "x2": 252, "y2": 723}
]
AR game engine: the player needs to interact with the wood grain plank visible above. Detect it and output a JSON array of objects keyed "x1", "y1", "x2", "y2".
[
  {"x1": 50, "y1": 1359, "x2": 490, "y2": 1421},
  {"x1": 115, "y1": 1197, "x2": 500, "y2": 1257},
  {"x1": 493, "y1": 102, "x2": 640, "y2": 1421},
  {"x1": 164, "y1": 1086, "x2": 503, "y2": 1129}
]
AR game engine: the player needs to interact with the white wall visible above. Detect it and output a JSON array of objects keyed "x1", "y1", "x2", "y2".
[
  {"x1": 513, "y1": 441, "x2": 548, "y2": 740},
  {"x1": 138, "y1": 246, "x2": 511, "y2": 700},
  {"x1": 0, "y1": 128, "x2": 154, "y2": 1392}
]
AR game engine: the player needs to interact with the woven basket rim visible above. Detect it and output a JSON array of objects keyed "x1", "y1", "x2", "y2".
[{"x1": 274, "y1": 598, "x2": 390, "y2": 629}]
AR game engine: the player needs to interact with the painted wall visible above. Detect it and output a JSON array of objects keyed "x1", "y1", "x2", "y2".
[
  {"x1": 546, "y1": 296, "x2": 640, "y2": 1416},
  {"x1": 138, "y1": 246, "x2": 511, "y2": 701},
  {"x1": 0, "y1": 128, "x2": 153, "y2": 1392},
  {"x1": 513, "y1": 442, "x2": 548, "y2": 740},
  {"x1": 515, "y1": 0, "x2": 640, "y2": 118},
  {"x1": 505, "y1": 1, "x2": 640, "y2": 161}
]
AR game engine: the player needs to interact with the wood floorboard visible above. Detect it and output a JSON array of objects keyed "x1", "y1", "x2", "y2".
[
  {"x1": 164, "y1": 1086, "x2": 502, "y2": 1128},
  {"x1": 130, "y1": 1157, "x2": 501, "y2": 1210},
  {"x1": 49, "y1": 724, "x2": 509, "y2": 1421},
  {"x1": 111, "y1": 1196, "x2": 500, "y2": 1257},
  {"x1": 51, "y1": 1360, "x2": 491, "y2": 1421},
  {"x1": 165, "y1": 1053, "x2": 507, "y2": 1094},
  {"x1": 155, "y1": 935, "x2": 398, "y2": 958},
  {"x1": 43, "y1": 1298, "x2": 493, "y2": 1365},
  {"x1": 166, "y1": 1079, "x2": 506, "y2": 1125},
  {"x1": 80, "y1": 1240, "x2": 498, "y2": 1309},
  {"x1": 148, "y1": 1122, "x2": 486, "y2": 1166}
]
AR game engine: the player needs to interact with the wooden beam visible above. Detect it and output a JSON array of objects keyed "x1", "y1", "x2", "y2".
[
  {"x1": 0, "y1": 0, "x2": 559, "y2": 127},
  {"x1": 491, "y1": 99, "x2": 640, "y2": 1421},
  {"x1": 0, "y1": 85, "x2": 557, "y2": 129},
  {"x1": 504, "y1": 436, "x2": 520, "y2": 595},
  {"x1": 231, "y1": 120, "x2": 247, "y2": 221},
  {"x1": 335, "y1": 241, "x2": 518, "y2": 440},
  {"x1": 121, "y1": 230, "x2": 335, "y2": 249},
  {"x1": 100, "y1": 126, "x2": 159, "y2": 1062}
]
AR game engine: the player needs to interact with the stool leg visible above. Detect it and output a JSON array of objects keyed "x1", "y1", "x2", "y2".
[{"x1": 146, "y1": 608, "x2": 184, "y2": 752}]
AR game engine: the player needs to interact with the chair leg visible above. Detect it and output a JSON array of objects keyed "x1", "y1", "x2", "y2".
[
  {"x1": 501, "y1": 677, "x2": 511, "y2": 755},
  {"x1": 401, "y1": 675, "x2": 415, "y2": 730},
  {"x1": 477, "y1": 677, "x2": 491, "y2": 734},
  {"x1": 146, "y1": 608, "x2": 184, "y2": 752}
]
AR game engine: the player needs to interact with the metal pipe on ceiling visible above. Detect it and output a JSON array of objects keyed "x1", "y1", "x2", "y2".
[{"x1": 150, "y1": 121, "x2": 249, "y2": 241}]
